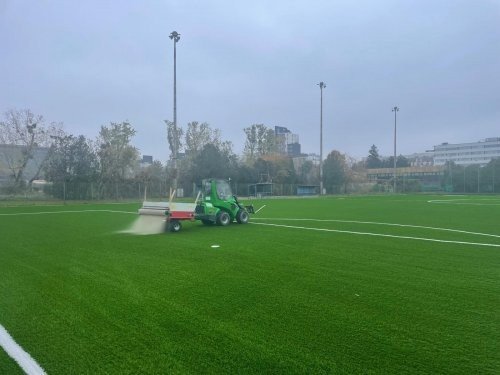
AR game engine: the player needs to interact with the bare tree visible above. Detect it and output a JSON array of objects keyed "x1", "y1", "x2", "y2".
[
  {"x1": 165, "y1": 120, "x2": 184, "y2": 160},
  {"x1": 185, "y1": 121, "x2": 221, "y2": 155},
  {"x1": 243, "y1": 124, "x2": 277, "y2": 161},
  {"x1": 0, "y1": 109, "x2": 63, "y2": 187}
]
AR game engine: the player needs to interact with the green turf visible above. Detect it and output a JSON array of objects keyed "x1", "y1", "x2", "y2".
[
  {"x1": 0, "y1": 195, "x2": 499, "y2": 374},
  {"x1": 0, "y1": 346, "x2": 24, "y2": 375}
]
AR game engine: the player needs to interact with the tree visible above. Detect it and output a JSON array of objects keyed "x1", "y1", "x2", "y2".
[
  {"x1": 486, "y1": 158, "x2": 500, "y2": 193},
  {"x1": 382, "y1": 155, "x2": 410, "y2": 168},
  {"x1": 397, "y1": 155, "x2": 410, "y2": 168},
  {"x1": 189, "y1": 143, "x2": 236, "y2": 182},
  {"x1": 366, "y1": 144, "x2": 382, "y2": 169},
  {"x1": 323, "y1": 150, "x2": 347, "y2": 194},
  {"x1": 234, "y1": 163, "x2": 259, "y2": 183},
  {"x1": 243, "y1": 124, "x2": 277, "y2": 160},
  {"x1": 168, "y1": 121, "x2": 237, "y2": 193},
  {"x1": 96, "y1": 122, "x2": 139, "y2": 188},
  {"x1": 185, "y1": 121, "x2": 221, "y2": 155},
  {"x1": 44, "y1": 134, "x2": 97, "y2": 199},
  {"x1": 45, "y1": 134, "x2": 97, "y2": 182},
  {"x1": 262, "y1": 154, "x2": 296, "y2": 184},
  {"x1": 298, "y1": 159, "x2": 318, "y2": 185},
  {"x1": 135, "y1": 159, "x2": 166, "y2": 199},
  {"x1": 0, "y1": 109, "x2": 63, "y2": 187},
  {"x1": 165, "y1": 120, "x2": 184, "y2": 159}
]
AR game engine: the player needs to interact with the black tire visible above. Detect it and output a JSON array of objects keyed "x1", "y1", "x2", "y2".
[
  {"x1": 216, "y1": 211, "x2": 231, "y2": 226},
  {"x1": 236, "y1": 209, "x2": 249, "y2": 224},
  {"x1": 169, "y1": 220, "x2": 182, "y2": 232}
]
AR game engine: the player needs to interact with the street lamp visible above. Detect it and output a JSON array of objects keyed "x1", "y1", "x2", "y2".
[
  {"x1": 169, "y1": 30, "x2": 180, "y2": 191},
  {"x1": 392, "y1": 106, "x2": 399, "y2": 193},
  {"x1": 318, "y1": 82, "x2": 326, "y2": 195}
]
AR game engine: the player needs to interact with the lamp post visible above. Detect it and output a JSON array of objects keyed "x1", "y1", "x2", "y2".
[
  {"x1": 169, "y1": 31, "x2": 180, "y2": 191},
  {"x1": 318, "y1": 82, "x2": 326, "y2": 195},
  {"x1": 392, "y1": 106, "x2": 399, "y2": 193}
]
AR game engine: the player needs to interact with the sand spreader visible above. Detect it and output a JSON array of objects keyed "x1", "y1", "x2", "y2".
[
  {"x1": 138, "y1": 179, "x2": 253, "y2": 233},
  {"x1": 138, "y1": 201, "x2": 197, "y2": 232},
  {"x1": 138, "y1": 190, "x2": 200, "y2": 232}
]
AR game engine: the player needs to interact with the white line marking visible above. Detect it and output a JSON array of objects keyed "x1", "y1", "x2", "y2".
[
  {"x1": 250, "y1": 222, "x2": 500, "y2": 248},
  {"x1": 252, "y1": 217, "x2": 500, "y2": 238},
  {"x1": 0, "y1": 209, "x2": 136, "y2": 216},
  {"x1": 254, "y1": 205, "x2": 266, "y2": 214},
  {"x1": 0, "y1": 324, "x2": 46, "y2": 375},
  {"x1": 428, "y1": 199, "x2": 500, "y2": 206}
]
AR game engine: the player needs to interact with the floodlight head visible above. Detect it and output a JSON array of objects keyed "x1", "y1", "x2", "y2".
[
  {"x1": 169, "y1": 31, "x2": 180, "y2": 42},
  {"x1": 392, "y1": 106, "x2": 399, "y2": 112}
]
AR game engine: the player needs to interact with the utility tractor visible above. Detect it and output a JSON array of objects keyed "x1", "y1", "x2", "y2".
[
  {"x1": 138, "y1": 178, "x2": 254, "y2": 232},
  {"x1": 194, "y1": 179, "x2": 254, "y2": 226}
]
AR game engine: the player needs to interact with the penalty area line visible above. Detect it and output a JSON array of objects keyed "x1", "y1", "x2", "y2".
[
  {"x1": 250, "y1": 222, "x2": 500, "y2": 248},
  {"x1": 0, "y1": 324, "x2": 46, "y2": 375},
  {"x1": 251, "y1": 217, "x2": 500, "y2": 239}
]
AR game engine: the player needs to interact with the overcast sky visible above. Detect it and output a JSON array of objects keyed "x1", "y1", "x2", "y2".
[{"x1": 1, "y1": 0, "x2": 499, "y2": 162}]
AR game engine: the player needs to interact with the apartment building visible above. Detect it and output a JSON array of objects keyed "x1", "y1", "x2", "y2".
[{"x1": 432, "y1": 137, "x2": 500, "y2": 166}]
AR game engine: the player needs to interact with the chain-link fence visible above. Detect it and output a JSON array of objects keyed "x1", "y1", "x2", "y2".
[
  {"x1": 2, "y1": 180, "x2": 322, "y2": 201},
  {"x1": 2, "y1": 163, "x2": 499, "y2": 202},
  {"x1": 442, "y1": 163, "x2": 500, "y2": 193}
]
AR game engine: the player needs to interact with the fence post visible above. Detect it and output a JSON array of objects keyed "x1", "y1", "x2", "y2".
[{"x1": 477, "y1": 168, "x2": 480, "y2": 193}]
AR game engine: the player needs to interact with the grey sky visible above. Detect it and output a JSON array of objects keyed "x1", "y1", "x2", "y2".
[{"x1": 1, "y1": 0, "x2": 499, "y2": 162}]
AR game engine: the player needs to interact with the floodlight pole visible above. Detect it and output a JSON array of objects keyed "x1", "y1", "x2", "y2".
[
  {"x1": 392, "y1": 106, "x2": 399, "y2": 193},
  {"x1": 318, "y1": 82, "x2": 326, "y2": 195},
  {"x1": 169, "y1": 31, "x2": 180, "y2": 191}
]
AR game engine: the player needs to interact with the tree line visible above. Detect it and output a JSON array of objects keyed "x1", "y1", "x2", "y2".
[
  {"x1": 365, "y1": 144, "x2": 410, "y2": 169},
  {"x1": 2, "y1": 108, "x2": 499, "y2": 198},
  {"x1": 1, "y1": 109, "x2": 324, "y2": 198}
]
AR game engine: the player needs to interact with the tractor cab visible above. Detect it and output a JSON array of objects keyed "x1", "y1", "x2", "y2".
[{"x1": 203, "y1": 179, "x2": 233, "y2": 201}]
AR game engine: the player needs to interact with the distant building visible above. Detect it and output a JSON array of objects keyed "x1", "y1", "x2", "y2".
[
  {"x1": 404, "y1": 152, "x2": 434, "y2": 167},
  {"x1": 275, "y1": 126, "x2": 301, "y2": 157},
  {"x1": 139, "y1": 155, "x2": 154, "y2": 168},
  {"x1": 274, "y1": 126, "x2": 289, "y2": 136},
  {"x1": 306, "y1": 153, "x2": 320, "y2": 166},
  {"x1": 432, "y1": 137, "x2": 500, "y2": 166},
  {"x1": 287, "y1": 143, "x2": 301, "y2": 157}
]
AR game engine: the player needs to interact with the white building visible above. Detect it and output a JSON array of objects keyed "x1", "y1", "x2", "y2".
[{"x1": 432, "y1": 137, "x2": 500, "y2": 166}]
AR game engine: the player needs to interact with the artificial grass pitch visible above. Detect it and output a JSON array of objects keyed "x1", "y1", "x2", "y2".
[{"x1": 0, "y1": 195, "x2": 499, "y2": 373}]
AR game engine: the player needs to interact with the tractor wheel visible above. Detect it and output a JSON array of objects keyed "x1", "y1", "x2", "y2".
[
  {"x1": 236, "y1": 209, "x2": 249, "y2": 224},
  {"x1": 216, "y1": 211, "x2": 231, "y2": 226},
  {"x1": 169, "y1": 220, "x2": 182, "y2": 232}
]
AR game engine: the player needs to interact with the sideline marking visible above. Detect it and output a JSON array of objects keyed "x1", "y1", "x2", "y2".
[
  {"x1": 252, "y1": 217, "x2": 500, "y2": 238},
  {"x1": 0, "y1": 324, "x2": 46, "y2": 375},
  {"x1": 428, "y1": 199, "x2": 500, "y2": 206},
  {"x1": 1, "y1": 201, "x2": 140, "y2": 208},
  {"x1": 250, "y1": 222, "x2": 500, "y2": 248},
  {"x1": 0, "y1": 209, "x2": 136, "y2": 216}
]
